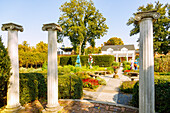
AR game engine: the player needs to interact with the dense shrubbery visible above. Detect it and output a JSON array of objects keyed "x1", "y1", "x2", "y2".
[
  {"x1": 0, "y1": 37, "x2": 11, "y2": 107},
  {"x1": 120, "y1": 81, "x2": 137, "y2": 93},
  {"x1": 19, "y1": 73, "x2": 83, "y2": 105},
  {"x1": 60, "y1": 55, "x2": 114, "y2": 67},
  {"x1": 58, "y1": 74, "x2": 83, "y2": 99},
  {"x1": 154, "y1": 55, "x2": 169, "y2": 72},
  {"x1": 131, "y1": 77, "x2": 170, "y2": 113}
]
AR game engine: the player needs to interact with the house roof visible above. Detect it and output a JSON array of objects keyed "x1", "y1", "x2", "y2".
[{"x1": 101, "y1": 45, "x2": 135, "y2": 51}]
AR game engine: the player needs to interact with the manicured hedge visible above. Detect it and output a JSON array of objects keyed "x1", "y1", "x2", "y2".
[
  {"x1": 19, "y1": 73, "x2": 83, "y2": 105},
  {"x1": 131, "y1": 78, "x2": 170, "y2": 113},
  {"x1": 58, "y1": 74, "x2": 83, "y2": 99},
  {"x1": 60, "y1": 55, "x2": 114, "y2": 67},
  {"x1": 20, "y1": 73, "x2": 47, "y2": 105}
]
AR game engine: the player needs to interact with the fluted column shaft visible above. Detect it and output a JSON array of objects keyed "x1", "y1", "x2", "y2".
[
  {"x1": 47, "y1": 29, "x2": 58, "y2": 107},
  {"x1": 135, "y1": 11, "x2": 160, "y2": 113},
  {"x1": 7, "y1": 30, "x2": 20, "y2": 108},
  {"x1": 139, "y1": 18, "x2": 155, "y2": 113},
  {"x1": 42, "y1": 23, "x2": 62, "y2": 112}
]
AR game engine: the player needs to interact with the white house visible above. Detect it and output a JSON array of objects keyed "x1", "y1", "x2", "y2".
[{"x1": 101, "y1": 45, "x2": 135, "y2": 62}]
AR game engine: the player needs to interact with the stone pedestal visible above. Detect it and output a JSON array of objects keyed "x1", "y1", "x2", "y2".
[
  {"x1": 1, "y1": 23, "x2": 24, "y2": 113},
  {"x1": 135, "y1": 11, "x2": 160, "y2": 113},
  {"x1": 42, "y1": 23, "x2": 63, "y2": 113}
]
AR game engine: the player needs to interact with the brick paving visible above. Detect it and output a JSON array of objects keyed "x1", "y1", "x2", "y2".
[{"x1": 59, "y1": 100, "x2": 139, "y2": 113}]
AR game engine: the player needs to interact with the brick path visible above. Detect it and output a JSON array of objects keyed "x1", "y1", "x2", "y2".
[{"x1": 59, "y1": 100, "x2": 139, "y2": 113}]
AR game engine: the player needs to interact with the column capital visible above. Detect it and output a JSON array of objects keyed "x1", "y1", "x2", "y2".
[
  {"x1": 1, "y1": 23, "x2": 24, "y2": 32},
  {"x1": 135, "y1": 10, "x2": 160, "y2": 22},
  {"x1": 42, "y1": 23, "x2": 62, "y2": 32}
]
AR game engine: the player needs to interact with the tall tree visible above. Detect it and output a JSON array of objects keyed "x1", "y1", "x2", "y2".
[
  {"x1": 58, "y1": 0, "x2": 108, "y2": 55},
  {"x1": 104, "y1": 37, "x2": 124, "y2": 45},
  {"x1": 36, "y1": 41, "x2": 48, "y2": 53},
  {"x1": 127, "y1": 1, "x2": 170, "y2": 54}
]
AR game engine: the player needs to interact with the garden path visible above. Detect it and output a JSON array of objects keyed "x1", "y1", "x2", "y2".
[{"x1": 83, "y1": 66, "x2": 132, "y2": 105}]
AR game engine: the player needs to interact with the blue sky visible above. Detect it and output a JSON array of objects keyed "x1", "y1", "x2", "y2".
[{"x1": 0, "y1": 0, "x2": 168, "y2": 49}]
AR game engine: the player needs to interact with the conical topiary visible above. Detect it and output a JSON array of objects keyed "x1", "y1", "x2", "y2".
[{"x1": 0, "y1": 36, "x2": 11, "y2": 107}]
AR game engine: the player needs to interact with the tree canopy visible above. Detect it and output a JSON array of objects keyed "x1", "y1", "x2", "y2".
[
  {"x1": 19, "y1": 41, "x2": 48, "y2": 68},
  {"x1": 104, "y1": 37, "x2": 124, "y2": 45},
  {"x1": 127, "y1": 1, "x2": 170, "y2": 54},
  {"x1": 58, "y1": 0, "x2": 108, "y2": 55}
]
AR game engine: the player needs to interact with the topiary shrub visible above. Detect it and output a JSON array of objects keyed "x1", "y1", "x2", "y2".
[
  {"x1": 58, "y1": 74, "x2": 83, "y2": 99},
  {"x1": 0, "y1": 36, "x2": 11, "y2": 107},
  {"x1": 131, "y1": 78, "x2": 170, "y2": 113},
  {"x1": 123, "y1": 61, "x2": 131, "y2": 68}
]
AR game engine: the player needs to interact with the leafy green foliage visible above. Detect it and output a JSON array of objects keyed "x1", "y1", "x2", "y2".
[
  {"x1": 95, "y1": 77, "x2": 106, "y2": 85},
  {"x1": 0, "y1": 36, "x2": 11, "y2": 107},
  {"x1": 59, "y1": 55, "x2": 114, "y2": 67},
  {"x1": 131, "y1": 77, "x2": 170, "y2": 113},
  {"x1": 127, "y1": 1, "x2": 170, "y2": 54},
  {"x1": 19, "y1": 41, "x2": 48, "y2": 68},
  {"x1": 20, "y1": 73, "x2": 47, "y2": 105},
  {"x1": 19, "y1": 73, "x2": 83, "y2": 105},
  {"x1": 85, "y1": 46, "x2": 101, "y2": 55},
  {"x1": 154, "y1": 54, "x2": 170, "y2": 72},
  {"x1": 104, "y1": 37, "x2": 124, "y2": 45},
  {"x1": 120, "y1": 81, "x2": 137, "y2": 93},
  {"x1": 58, "y1": 74, "x2": 83, "y2": 99},
  {"x1": 58, "y1": 0, "x2": 108, "y2": 55}
]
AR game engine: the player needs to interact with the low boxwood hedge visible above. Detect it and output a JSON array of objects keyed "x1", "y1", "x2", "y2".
[{"x1": 19, "y1": 73, "x2": 83, "y2": 105}]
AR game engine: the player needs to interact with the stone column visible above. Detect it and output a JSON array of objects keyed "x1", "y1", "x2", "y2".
[
  {"x1": 1, "y1": 23, "x2": 23, "y2": 112},
  {"x1": 126, "y1": 53, "x2": 128, "y2": 61},
  {"x1": 116, "y1": 53, "x2": 118, "y2": 62},
  {"x1": 42, "y1": 23, "x2": 62, "y2": 113},
  {"x1": 135, "y1": 11, "x2": 160, "y2": 113}
]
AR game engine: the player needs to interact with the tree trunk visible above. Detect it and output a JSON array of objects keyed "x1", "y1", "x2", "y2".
[{"x1": 79, "y1": 42, "x2": 83, "y2": 55}]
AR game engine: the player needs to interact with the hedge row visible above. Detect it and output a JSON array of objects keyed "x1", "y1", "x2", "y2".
[
  {"x1": 131, "y1": 78, "x2": 170, "y2": 113},
  {"x1": 60, "y1": 55, "x2": 114, "y2": 67},
  {"x1": 20, "y1": 73, "x2": 83, "y2": 105}
]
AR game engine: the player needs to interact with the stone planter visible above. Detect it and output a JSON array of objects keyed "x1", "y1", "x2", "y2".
[{"x1": 113, "y1": 69, "x2": 119, "y2": 78}]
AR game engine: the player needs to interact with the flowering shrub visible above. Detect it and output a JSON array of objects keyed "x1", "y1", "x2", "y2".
[
  {"x1": 82, "y1": 78, "x2": 99, "y2": 89},
  {"x1": 124, "y1": 70, "x2": 130, "y2": 73}
]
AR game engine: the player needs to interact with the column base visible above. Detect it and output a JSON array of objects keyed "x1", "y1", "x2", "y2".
[
  {"x1": 42, "y1": 105, "x2": 63, "y2": 113},
  {"x1": 1, "y1": 105, "x2": 24, "y2": 113}
]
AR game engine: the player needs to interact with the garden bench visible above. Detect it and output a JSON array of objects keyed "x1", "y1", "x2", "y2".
[
  {"x1": 89, "y1": 73, "x2": 99, "y2": 78},
  {"x1": 94, "y1": 71, "x2": 107, "y2": 76}
]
